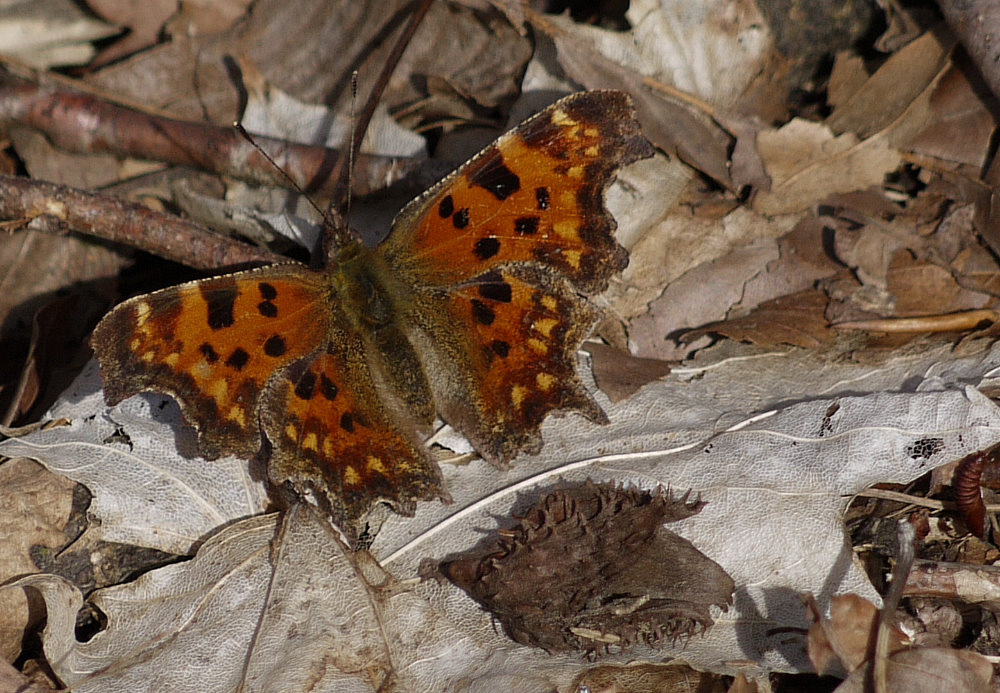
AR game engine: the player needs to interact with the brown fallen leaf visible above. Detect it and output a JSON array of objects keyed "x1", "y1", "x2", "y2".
[
  {"x1": 905, "y1": 61, "x2": 999, "y2": 169},
  {"x1": 806, "y1": 593, "x2": 908, "y2": 677},
  {"x1": 836, "y1": 647, "x2": 992, "y2": 693},
  {"x1": 86, "y1": 0, "x2": 181, "y2": 69},
  {"x1": 826, "y1": 28, "x2": 953, "y2": 140},
  {"x1": 752, "y1": 118, "x2": 901, "y2": 216},
  {"x1": 0, "y1": 459, "x2": 77, "y2": 662},
  {"x1": 681, "y1": 288, "x2": 833, "y2": 348},
  {"x1": 572, "y1": 662, "x2": 730, "y2": 693},
  {"x1": 583, "y1": 342, "x2": 672, "y2": 403}
]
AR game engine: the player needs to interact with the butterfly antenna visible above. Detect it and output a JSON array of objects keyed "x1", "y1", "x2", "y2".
[
  {"x1": 324, "y1": 0, "x2": 434, "y2": 237},
  {"x1": 344, "y1": 72, "x2": 359, "y2": 230},
  {"x1": 233, "y1": 121, "x2": 327, "y2": 222}
]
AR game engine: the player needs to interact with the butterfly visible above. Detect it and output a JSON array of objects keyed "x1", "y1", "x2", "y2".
[{"x1": 90, "y1": 90, "x2": 654, "y2": 537}]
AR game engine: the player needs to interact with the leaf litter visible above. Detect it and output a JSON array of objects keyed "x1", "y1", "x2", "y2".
[{"x1": 4, "y1": 0, "x2": 1000, "y2": 691}]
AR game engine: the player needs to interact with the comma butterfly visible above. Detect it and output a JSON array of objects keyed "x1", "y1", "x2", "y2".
[{"x1": 90, "y1": 90, "x2": 654, "y2": 536}]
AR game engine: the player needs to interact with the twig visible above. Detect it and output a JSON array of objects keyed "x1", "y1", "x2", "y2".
[
  {"x1": 324, "y1": 0, "x2": 435, "y2": 256},
  {"x1": 0, "y1": 174, "x2": 281, "y2": 270},
  {"x1": 833, "y1": 309, "x2": 1000, "y2": 333},
  {"x1": 852, "y1": 487, "x2": 1000, "y2": 515},
  {"x1": 903, "y1": 558, "x2": 1000, "y2": 602},
  {"x1": 0, "y1": 78, "x2": 434, "y2": 199},
  {"x1": 874, "y1": 520, "x2": 915, "y2": 693},
  {"x1": 936, "y1": 1, "x2": 1000, "y2": 105}
]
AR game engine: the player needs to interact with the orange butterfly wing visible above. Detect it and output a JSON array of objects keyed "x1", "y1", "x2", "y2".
[
  {"x1": 378, "y1": 90, "x2": 653, "y2": 464},
  {"x1": 91, "y1": 264, "x2": 446, "y2": 529}
]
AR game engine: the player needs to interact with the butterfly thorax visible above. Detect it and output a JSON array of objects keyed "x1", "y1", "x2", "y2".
[
  {"x1": 327, "y1": 239, "x2": 436, "y2": 424},
  {"x1": 328, "y1": 240, "x2": 400, "y2": 331}
]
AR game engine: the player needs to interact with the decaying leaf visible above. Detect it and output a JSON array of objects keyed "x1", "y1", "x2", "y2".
[
  {"x1": 806, "y1": 593, "x2": 908, "y2": 676},
  {"x1": 571, "y1": 662, "x2": 728, "y2": 693},
  {"x1": 438, "y1": 480, "x2": 734, "y2": 653},
  {"x1": 681, "y1": 288, "x2": 833, "y2": 348}
]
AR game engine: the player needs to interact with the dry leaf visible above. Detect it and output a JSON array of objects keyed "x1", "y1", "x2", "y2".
[
  {"x1": 682, "y1": 289, "x2": 833, "y2": 348},
  {"x1": 584, "y1": 342, "x2": 672, "y2": 403},
  {"x1": 807, "y1": 593, "x2": 907, "y2": 676},
  {"x1": 0, "y1": 0, "x2": 118, "y2": 68},
  {"x1": 7, "y1": 340, "x2": 1000, "y2": 685},
  {"x1": 826, "y1": 29, "x2": 953, "y2": 139},
  {"x1": 753, "y1": 119, "x2": 901, "y2": 216},
  {"x1": 0, "y1": 459, "x2": 76, "y2": 662},
  {"x1": 836, "y1": 648, "x2": 992, "y2": 693}
]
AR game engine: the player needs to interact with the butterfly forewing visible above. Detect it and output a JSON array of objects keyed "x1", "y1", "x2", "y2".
[
  {"x1": 92, "y1": 265, "x2": 334, "y2": 458},
  {"x1": 381, "y1": 90, "x2": 652, "y2": 294}
]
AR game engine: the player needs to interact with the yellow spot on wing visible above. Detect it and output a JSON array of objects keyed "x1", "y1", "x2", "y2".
[
  {"x1": 344, "y1": 466, "x2": 360, "y2": 486},
  {"x1": 536, "y1": 373, "x2": 556, "y2": 391},
  {"x1": 285, "y1": 423, "x2": 298, "y2": 442},
  {"x1": 228, "y1": 406, "x2": 246, "y2": 426},
  {"x1": 528, "y1": 338, "x2": 548, "y2": 355},
  {"x1": 585, "y1": 145, "x2": 599, "y2": 157},
  {"x1": 554, "y1": 221, "x2": 579, "y2": 241},
  {"x1": 541, "y1": 295, "x2": 558, "y2": 312},
  {"x1": 567, "y1": 165, "x2": 584, "y2": 179},
  {"x1": 512, "y1": 385, "x2": 527, "y2": 408},
  {"x1": 209, "y1": 379, "x2": 228, "y2": 402},
  {"x1": 164, "y1": 352, "x2": 179, "y2": 367},
  {"x1": 584, "y1": 127, "x2": 599, "y2": 138},
  {"x1": 534, "y1": 318, "x2": 558, "y2": 338},
  {"x1": 302, "y1": 432, "x2": 318, "y2": 451},
  {"x1": 564, "y1": 249, "x2": 582, "y2": 269},
  {"x1": 134, "y1": 301, "x2": 151, "y2": 326},
  {"x1": 367, "y1": 456, "x2": 386, "y2": 474},
  {"x1": 141, "y1": 351, "x2": 155, "y2": 363},
  {"x1": 552, "y1": 108, "x2": 578, "y2": 127}
]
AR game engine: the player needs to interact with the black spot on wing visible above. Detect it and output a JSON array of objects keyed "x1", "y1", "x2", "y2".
[
  {"x1": 340, "y1": 412, "x2": 354, "y2": 432},
  {"x1": 478, "y1": 281, "x2": 512, "y2": 303},
  {"x1": 226, "y1": 347, "x2": 250, "y2": 371},
  {"x1": 514, "y1": 216, "x2": 539, "y2": 235},
  {"x1": 439, "y1": 195, "x2": 454, "y2": 218},
  {"x1": 319, "y1": 374, "x2": 338, "y2": 401},
  {"x1": 264, "y1": 335, "x2": 287, "y2": 357},
  {"x1": 491, "y1": 340, "x2": 510, "y2": 357},
  {"x1": 200, "y1": 343, "x2": 219, "y2": 363},
  {"x1": 258, "y1": 301, "x2": 278, "y2": 318},
  {"x1": 294, "y1": 370, "x2": 317, "y2": 400},
  {"x1": 202, "y1": 282, "x2": 237, "y2": 330},
  {"x1": 471, "y1": 300, "x2": 496, "y2": 325},
  {"x1": 474, "y1": 237, "x2": 500, "y2": 260},
  {"x1": 453, "y1": 208, "x2": 470, "y2": 229},
  {"x1": 258, "y1": 283, "x2": 278, "y2": 300},
  {"x1": 470, "y1": 152, "x2": 520, "y2": 201}
]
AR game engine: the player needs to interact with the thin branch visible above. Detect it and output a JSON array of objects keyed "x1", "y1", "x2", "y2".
[
  {"x1": 0, "y1": 78, "x2": 436, "y2": 199},
  {"x1": 0, "y1": 174, "x2": 282, "y2": 270}
]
